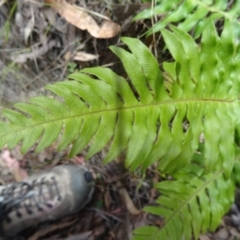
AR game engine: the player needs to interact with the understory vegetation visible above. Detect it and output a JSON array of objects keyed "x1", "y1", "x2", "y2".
[{"x1": 1, "y1": 0, "x2": 240, "y2": 239}]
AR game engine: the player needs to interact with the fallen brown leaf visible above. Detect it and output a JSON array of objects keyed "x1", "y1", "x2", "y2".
[
  {"x1": 230, "y1": 227, "x2": 240, "y2": 239},
  {"x1": 12, "y1": 40, "x2": 57, "y2": 63},
  {"x1": 64, "y1": 231, "x2": 94, "y2": 240},
  {"x1": 28, "y1": 218, "x2": 77, "y2": 240},
  {"x1": 45, "y1": 0, "x2": 121, "y2": 38},
  {"x1": 199, "y1": 235, "x2": 211, "y2": 240},
  {"x1": 73, "y1": 51, "x2": 99, "y2": 61},
  {"x1": 104, "y1": 189, "x2": 111, "y2": 211},
  {"x1": 118, "y1": 182, "x2": 141, "y2": 215}
]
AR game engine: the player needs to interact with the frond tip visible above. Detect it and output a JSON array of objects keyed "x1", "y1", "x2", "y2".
[{"x1": 0, "y1": 21, "x2": 240, "y2": 176}]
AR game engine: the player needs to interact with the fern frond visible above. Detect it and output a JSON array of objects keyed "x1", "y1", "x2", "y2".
[
  {"x1": 134, "y1": 0, "x2": 240, "y2": 38},
  {"x1": 0, "y1": 19, "x2": 240, "y2": 175},
  {"x1": 133, "y1": 161, "x2": 235, "y2": 240}
]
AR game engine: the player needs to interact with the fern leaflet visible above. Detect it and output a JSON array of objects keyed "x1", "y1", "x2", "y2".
[
  {"x1": 133, "y1": 159, "x2": 235, "y2": 240},
  {"x1": 134, "y1": 0, "x2": 240, "y2": 38}
]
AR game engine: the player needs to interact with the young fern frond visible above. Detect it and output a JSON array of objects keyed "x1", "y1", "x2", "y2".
[
  {"x1": 0, "y1": 19, "x2": 240, "y2": 176},
  {"x1": 133, "y1": 160, "x2": 235, "y2": 240},
  {"x1": 134, "y1": 0, "x2": 240, "y2": 38}
]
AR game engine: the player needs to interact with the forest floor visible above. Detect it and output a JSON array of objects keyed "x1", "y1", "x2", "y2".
[{"x1": 0, "y1": 1, "x2": 240, "y2": 239}]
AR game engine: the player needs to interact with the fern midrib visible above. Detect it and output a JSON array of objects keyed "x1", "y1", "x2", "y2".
[
  {"x1": 150, "y1": 169, "x2": 223, "y2": 240},
  {"x1": 1, "y1": 98, "x2": 235, "y2": 137}
]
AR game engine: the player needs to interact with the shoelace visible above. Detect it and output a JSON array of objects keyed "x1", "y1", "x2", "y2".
[{"x1": 0, "y1": 176, "x2": 61, "y2": 223}]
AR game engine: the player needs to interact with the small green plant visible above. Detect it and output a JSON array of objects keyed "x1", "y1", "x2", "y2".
[
  {"x1": 0, "y1": 1, "x2": 17, "y2": 43},
  {"x1": 67, "y1": 61, "x2": 78, "y2": 74},
  {"x1": 1, "y1": 16, "x2": 240, "y2": 240}
]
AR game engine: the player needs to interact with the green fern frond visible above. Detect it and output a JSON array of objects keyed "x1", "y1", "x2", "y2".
[
  {"x1": 0, "y1": 19, "x2": 240, "y2": 176},
  {"x1": 133, "y1": 161, "x2": 235, "y2": 240},
  {"x1": 134, "y1": 0, "x2": 240, "y2": 38}
]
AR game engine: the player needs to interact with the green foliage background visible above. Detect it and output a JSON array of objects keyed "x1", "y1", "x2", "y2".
[
  {"x1": 134, "y1": 0, "x2": 240, "y2": 39},
  {"x1": 1, "y1": 1, "x2": 240, "y2": 239}
]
